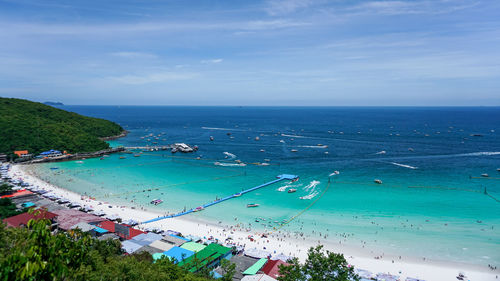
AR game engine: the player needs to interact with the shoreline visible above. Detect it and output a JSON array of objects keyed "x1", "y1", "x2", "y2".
[{"x1": 9, "y1": 164, "x2": 498, "y2": 281}]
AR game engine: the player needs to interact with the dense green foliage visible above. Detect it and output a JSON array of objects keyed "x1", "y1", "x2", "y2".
[
  {"x1": 278, "y1": 245, "x2": 359, "y2": 281},
  {"x1": 0, "y1": 217, "x2": 215, "y2": 281},
  {"x1": 0, "y1": 198, "x2": 23, "y2": 219},
  {"x1": 0, "y1": 97, "x2": 123, "y2": 155}
]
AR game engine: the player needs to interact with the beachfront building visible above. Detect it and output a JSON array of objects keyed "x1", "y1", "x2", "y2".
[
  {"x1": 0, "y1": 154, "x2": 7, "y2": 162},
  {"x1": 39, "y1": 149, "x2": 63, "y2": 158}
]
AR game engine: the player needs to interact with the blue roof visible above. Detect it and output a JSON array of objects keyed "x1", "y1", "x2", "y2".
[
  {"x1": 40, "y1": 149, "x2": 61, "y2": 155},
  {"x1": 93, "y1": 227, "x2": 109, "y2": 233},
  {"x1": 163, "y1": 246, "x2": 194, "y2": 263}
]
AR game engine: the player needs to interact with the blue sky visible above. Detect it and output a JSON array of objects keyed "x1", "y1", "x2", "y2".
[{"x1": 0, "y1": 0, "x2": 499, "y2": 105}]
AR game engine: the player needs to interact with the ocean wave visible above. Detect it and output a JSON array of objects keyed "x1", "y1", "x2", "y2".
[
  {"x1": 303, "y1": 180, "x2": 320, "y2": 191},
  {"x1": 390, "y1": 162, "x2": 418, "y2": 169},
  {"x1": 223, "y1": 152, "x2": 236, "y2": 160},
  {"x1": 214, "y1": 162, "x2": 246, "y2": 167}
]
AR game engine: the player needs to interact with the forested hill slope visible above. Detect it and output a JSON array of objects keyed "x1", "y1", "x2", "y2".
[{"x1": 0, "y1": 97, "x2": 124, "y2": 155}]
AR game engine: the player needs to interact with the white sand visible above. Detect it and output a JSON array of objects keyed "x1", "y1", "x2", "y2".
[{"x1": 9, "y1": 164, "x2": 498, "y2": 281}]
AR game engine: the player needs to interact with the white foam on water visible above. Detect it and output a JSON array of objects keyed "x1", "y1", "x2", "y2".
[
  {"x1": 297, "y1": 145, "x2": 328, "y2": 149},
  {"x1": 303, "y1": 180, "x2": 320, "y2": 191},
  {"x1": 300, "y1": 191, "x2": 319, "y2": 200},
  {"x1": 214, "y1": 162, "x2": 246, "y2": 167},
  {"x1": 390, "y1": 162, "x2": 418, "y2": 169},
  {"x1": 456, "y1": 151, "x2": 500, "y2": 157},
  {"x1": 277, "y1": 184, "x2": 301, "y2": 192},
  {"x1": 223, "y1": 152, "x2": 236, "y2": 160},
  {"x1": 202, "y1": 127, "x2": 245, "y2": 131}
]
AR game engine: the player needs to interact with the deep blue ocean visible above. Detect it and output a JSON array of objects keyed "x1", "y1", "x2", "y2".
[{"x1": 34, "y1": 106, "x2": 500, "y2": 265}]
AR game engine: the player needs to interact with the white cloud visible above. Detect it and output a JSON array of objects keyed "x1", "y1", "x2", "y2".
[
  {"x1": 265, "y1": 0, "x2": 317, "y2": 16},
  {"x1": 110, "y1": 52, "x2": 157, "y2": 59},
  {"x1": 108, "y1": 72, "x2": 196, "y2": 85},
  {"x1": 201, "y1": 59, "x2": 223, "y2": 64}
]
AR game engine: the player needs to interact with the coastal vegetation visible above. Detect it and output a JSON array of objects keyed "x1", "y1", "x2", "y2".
[
  {"x1": 0, "y1": 97, "x2": 124, "y2": 156},
  {"x1": 0, "y1": 217, "x2": 217, "y2": 281}
]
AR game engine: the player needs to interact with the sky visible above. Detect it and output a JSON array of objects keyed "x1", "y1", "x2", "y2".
[{"x1": 0, "y1": 0, "x2": 499, "y2": 106}]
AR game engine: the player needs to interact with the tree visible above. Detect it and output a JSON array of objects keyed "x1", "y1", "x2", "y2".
[
  {"x1": 0, "y1": 198, "x2": 22, "y2": 219},
  {"x1": 278, "y1": 245, "x2": 359, "y2": 281},
  {"x1": 0, "y1": 183, "x2": 12, "y2": 195},
  {"x1": 220, "y1": 258, "x2": 236, "y2": 281}
]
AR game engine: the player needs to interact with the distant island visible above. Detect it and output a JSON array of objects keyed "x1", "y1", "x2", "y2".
[
  {"x1": 0, "y1": 97, "x2": 124, "y2": 157},
  {"x1": 43, "y1": 101, "x2": 64, "y2": 106}
]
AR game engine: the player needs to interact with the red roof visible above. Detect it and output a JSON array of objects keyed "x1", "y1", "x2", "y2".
[
  {"x1": 3, "y1": 209, "x2": 58, "y2": 228},
  {"x1": 97, "y1": 220, "x2": 115, "y2": 232},
  {"x1": 52, "y1": 209, "x2": 106, "y2": 230},
  {"x1": 127, "y1": 227, "x2": 145, "y2": 240},
  {"x1": 1, "y1": 189, "x2": 33, "y2": 199},
  {"x1": 261, "y1": 259, "x2": 289, "y2": 278}
]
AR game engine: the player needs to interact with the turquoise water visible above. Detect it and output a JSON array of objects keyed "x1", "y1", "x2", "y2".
[{"x1": 33, "y1": 106, "x2": 500, "y2": 266}]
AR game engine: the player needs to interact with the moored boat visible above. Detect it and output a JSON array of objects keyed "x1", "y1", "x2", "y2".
[
  {"x1": 374, "y1": 179, "x2": 383, "y2": 184},
  {"x1": 288, "y1": 188, "x2": 297, "y2": 193},
  {"x1": 247, "y1": 203, "x2": 259, "y2": 208}
]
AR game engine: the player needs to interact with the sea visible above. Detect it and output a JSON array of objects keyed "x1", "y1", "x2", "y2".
[{"x1": 31, "y1": 106, "x2": 500, "y2": 266}]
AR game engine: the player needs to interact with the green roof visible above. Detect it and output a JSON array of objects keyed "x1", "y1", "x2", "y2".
[
  {"x1": 181, "y1": 242, "x2": 206, "y2": 253},
  {"x1": 178, "y1": 243, "x2": 231, "y2": 272},
  {"x1": 243, "y1": 258, "x2": 268, "y2": 275}
]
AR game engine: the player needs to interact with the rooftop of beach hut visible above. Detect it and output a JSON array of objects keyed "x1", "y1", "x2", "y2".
[
  {"x1": 163, "y1": 246, "x2": 195, "y2": 263},
  {"x1": 3, "y1": 209, "x2": 58, "y2": 228},
  {"x1": 180, "y1": 241, "x2": 206, "y2": 253},
  {"x1": 136, "y1": 245, "x2": 164, "y2": 255},
  {"x1": 162, "y1": 234, "x2": 189, "y2": 246},
  {"x1": 53, "y1": 209, "x2": 106, "y2": 230},
  {"x1": 22, "y1": 201, "x2": 35, "y2": 208},
  {"x1": 241, "y1": 274, "x2": 277, "y2": 281},
  {"x1": 149, "y1": 240, "x2": 175, "y2": 252},
  {"x1": 122, "y1": 240, "x2": 143, "y2": 254},
  {"x1": 261, "y1": 259, "x2": 289, "y2": 279},
  {"x1": 70, "y1": 222, "x2": 96, "y2": 232},
  {"x1": 178, "y1": 243, "x2": 232, "y2": 272},
  {"x1": 243, "y1": 258, "x2": 268, "y2": 275},
  {"x1": 93, "y1": 227, "x2": 109, "y2": 234}
]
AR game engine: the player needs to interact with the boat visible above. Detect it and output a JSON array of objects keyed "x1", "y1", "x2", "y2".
[
  {"x1": 481, "y1": 173, "x2": 489, "y2": 177},
  {"x1": 210, "y1": 136, "x2": 214, "y2": 141},
  {"x1": 247, "y1": 203, "x2": 259, "y2": 208},
  {"x1": 194, "y1": 206, "x2": 204, "y2": 212},
  {"x1": 291, "y1": 149, "x2": 298, "y2": 152},
  {"x1": 374, "y1": 179, "x2": 383, "y2": 184},
  {"x1": 497, "y1": 168, "x2": 500, "y2": 172},
  {"x1": 260, "y1": 149, "x2": 265, "y2": 152},
  {"x1": 119, "y1": 156, "x2": 126, "y2": 159},
  {"x1": 150, "y1": 199, "x2": 163, "y2": 205},
  {"x1": 288, "y1": 188, "x2": 297, "y2": 193},
  {"x1": 255, "y1": 136, "x2": 260, "y2": 141},
  {"x1": 234, "y1": 193, "x2": 242, "y2": 197},
  {"x1": 100, "y1": 157, "x2": 105, "y2": 160},
  {"x1": 76, "y1": 161, "x2": 84, "y2": 164},
  {"x1": 134, "y1": 154, "x2": 141, "y2": 157}
]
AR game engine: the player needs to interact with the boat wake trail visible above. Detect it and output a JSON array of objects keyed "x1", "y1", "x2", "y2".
[
  {"x1": 202, "y1": 127, "x2": 245, "y2": 131},
  {"x1": 390, "y1": 162, "x2": 418, "y2": 169},
  {"x1": 277, "y1": 184, "x2": 302, "y2": 192},
  {"x1": 296, "y1": 145, "x2": 328, "y2": 149},
  {"x1": 223, "y1": 152, "x2": 236, "y2": 160},
  {"x1": 300, "y1": 191, "x2": 319, "y2": 200},
  {"x1": 455, "y1": 152, "x2": 500, "y2": 157},
  {"x1": 303, "y1": 180, "x2": 320, "y2": 191},
  {"x1": 214, "y1": 162, "x2": 246, "y2": 167}
]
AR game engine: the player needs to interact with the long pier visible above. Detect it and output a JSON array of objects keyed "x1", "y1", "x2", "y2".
[{"x1": 141, "y1": 174, "x2": 298, "y2": 224}]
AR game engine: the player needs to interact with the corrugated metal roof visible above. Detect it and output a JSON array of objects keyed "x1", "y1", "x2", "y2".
[{"x1": 243, "y1": 258, "x2": 268, "y2": 275}]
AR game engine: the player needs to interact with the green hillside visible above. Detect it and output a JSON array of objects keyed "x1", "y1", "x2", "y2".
[{"x1": 0, "y1": 97, "x2": 124, "y2": 155}]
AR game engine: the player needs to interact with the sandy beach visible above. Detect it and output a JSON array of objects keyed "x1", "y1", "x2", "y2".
[{"x1": 9, "y1": 164, "x2": 498, "y2": 281}]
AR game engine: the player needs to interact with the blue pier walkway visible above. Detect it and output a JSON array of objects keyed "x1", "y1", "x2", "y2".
[{"x1": 141, "y1": 174, "x2": 298, "y2": 224}]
